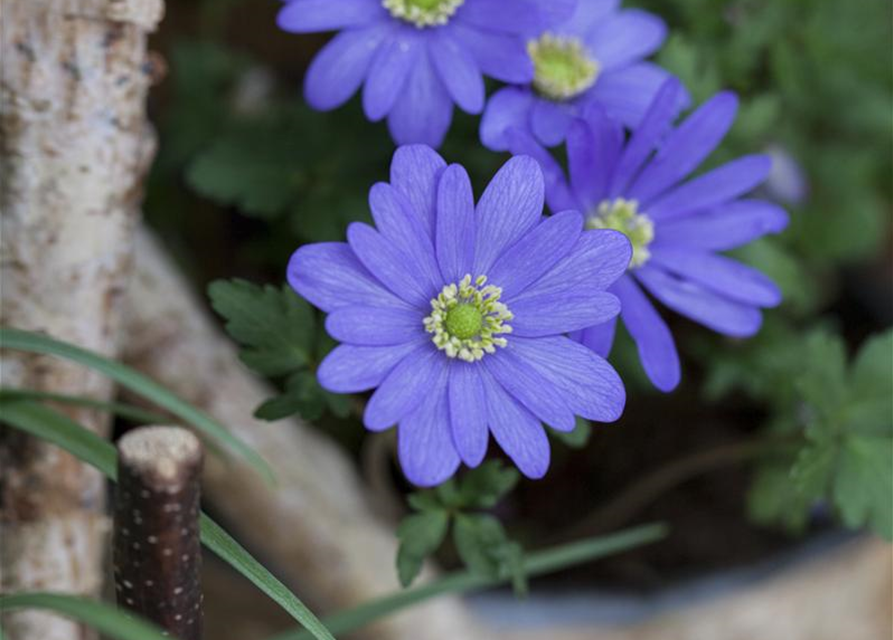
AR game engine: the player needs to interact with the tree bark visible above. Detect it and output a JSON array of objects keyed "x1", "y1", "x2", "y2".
[
  {"x1": 0, "y1": 2, "x2": 163, "y2": 639},
  {"x1": 122, "y1": 229, "x2": 489, "y2": 640}
]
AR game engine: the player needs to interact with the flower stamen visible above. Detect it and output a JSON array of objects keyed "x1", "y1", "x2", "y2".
[
  {"x1": 383, "y1": 0, "x2": 464, "y2": 28},
  {"x1": 588, "y1": 198, "x2": 655, "y2": 268},
  {"x1": 424, "y1": 274, "x2": 513, "y2": 362},
  {"x1": 528, "y1": 33, "x2": 600, "y2": 101}
]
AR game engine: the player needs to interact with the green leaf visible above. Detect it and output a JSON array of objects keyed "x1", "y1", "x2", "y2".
[
  {"x1": 453, "y1": 514, "x2": 518, "y2": 580},
  {"x1": 0, "y1": 400, "x2": 333, "y2": 640},
  {"x1": 0, "y1": 327, "x2": 274, "y2": 484},
  {"x1": 796, "y1": 329, "x2": 849, "y2": 420},
  {"x1": 208, "y1": 280, "x2": 314, "y2": 377},
  {"x1": 254, "y1": 371, "x2": 324, "y2": 421},
  {"x1": 270, "y1": 523, "x2": 668, "y2": 640},
  {"x1": 0, "y1": 593, "x2": 169, "y2": 640},
  {"x1": 834, "y1": 435, "x2": 893, "y2": 538},
  {"x1": 395, "y1": 510, "x2": 450, "y2": 587},
  {"x1": 549, "y1": 417, "x2": 593, "y2": 449},
  {"x1": 0, "y1": 388, "x2": 169, "y2": 427},
  {"x1": 455, "y1": 461, "x2": 520, "y2": 510},
  {"x1": 748, "y1": 463, "x2": 813, "y2": 534},
  {"x1": 846, "y1": 330, "x2": 893, "y2": 435}
]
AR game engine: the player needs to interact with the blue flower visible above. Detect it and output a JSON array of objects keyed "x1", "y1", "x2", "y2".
[
  {"x1": 507, "y1": 80, "x2": 789, "y2": 392},
  {"x1": 288, "y1": 145, "x2": 630, "y2": 485},
  {"x1": 277, "y1": 0, "x2": 575, "y2": 148},
  {"x1": 480, "y1": 0, "x2": 684, "y2": 151}
]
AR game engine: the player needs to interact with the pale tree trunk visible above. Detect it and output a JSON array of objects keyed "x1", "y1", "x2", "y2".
[
  {"x1": 0, "y1": 2, "x2": 163, "y2": 639},
  {"x1": 122, "y1": 229, "x2": 490, "y2": 640}
]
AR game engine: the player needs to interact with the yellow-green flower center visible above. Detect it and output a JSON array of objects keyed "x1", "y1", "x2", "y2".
[
  {"x1": 423, "y1": 275, "x2": 513, "y2": 362},
  {"x1": 383, "y1": 0, "x2": 464, "y2": 27},
  {"x1": 588, "y1": 198, "x2": 655, "y2": 268},
  {"x1": 528, "y1": 33, "x2": 600, "y2": 101}
]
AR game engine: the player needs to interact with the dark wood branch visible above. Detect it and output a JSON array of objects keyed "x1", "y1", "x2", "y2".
[{"x1": 113, "y1": 426, "x2": 203, "y2": 640}]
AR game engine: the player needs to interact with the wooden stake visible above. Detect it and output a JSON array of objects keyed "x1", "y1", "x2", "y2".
[{"x1": 113, "y1": 426, "x2": 203, "y2": 640}]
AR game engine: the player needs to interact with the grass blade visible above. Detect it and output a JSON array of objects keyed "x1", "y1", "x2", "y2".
[
  {"x1": 0, "y1": 400, "x2": 335, "y2": 640},
  {"x1": 0, "y1": 388, "x2": 169, "y2": 425},
  {"x1": 0, "y1": 326, "x2": 274, "y2": 484},
  {"x1": 269, "y1": 522, "x2": 668, "y2": 640},
  {"x1": 0, "y1": 593, "x2": 168, "y2": 640}
]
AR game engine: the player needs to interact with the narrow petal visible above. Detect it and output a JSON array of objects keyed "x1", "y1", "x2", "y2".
[
  {"x1": 614, "y1": 276, "x2": 680, "y2": 392},
  {"x1": 318, "y1": 340, "x2": 424, "y2": 392},
  {"x1": 455, "y1": 0, "x2": 550, "y2": 36},
  {"x1": 508, "y1": 336, "x2": 625, "y2": 423},
  {"x1": 429, "y1": 32, "x2": 485, "y2": 114},
  {"x1": 398, "y1": 370, "x2": 461, "y2": 486},
  {"x1": 387, "y1": 50, "x2": 454, "y2": 147},
  {"x1": 479, "y1": 367, "x2": 550, "y2": 479},
  {"x1": 363, "y1": 32, "x2": 420, "y2": 121},
  {"x1": 485, "y1": 352, "x2": 576, "y2": 431},
  {"x1": 480, "y1": 86, "x2": 536, "y2": 151},
  {"x1": 511, "y1": 290, "x2": 620, "y2": 337},
  {"x1": 567, "y1": 0, "x2": 620, "y2": 34},
  {"x1": 609, "y1": 77, "x2": 686, "y2": 195},
  {"x1": 629, "y1": 91, "x2": 739, "y2": 203},
  {"x1": 646, "y1": 155, "x2": 773, "y2": 219},
  {"x1": 364, "y1": 345, "x2": 444, "y2": 430},
  {"x1": 488, "y1": 210, "x2": 583, "y2": 299},
  {"x1": 435, "y1": 164, "x2": 476, "y2": 282},
  {"x1": 448, "y1": 362, "x2": 489, "y2": 467},
  {"x1": 390, "y1": 145, "x2": 447, "y2": 238},
  {"x1": 325, "y1": 305, "x2": 425, "y2": 346},
  {"x1": 288, "y1": 243, "x2": 407, "y2": 312},
  {"x1": 653, "y1": 199, "x2": 789, "y2": 251},
  {"x1": 586, "y1": 63, "x2": 681, "y2": 130},
  {"x1": 575, "y1": 316, "x2": 617, "y2": 358},
  {"x1": 368, "y1": 183, "x2": 443, "y2": 294},
  {"x1": 567, "y1": 106, "x2": 622, "y2": 209},
  {"x1": 649, "y1": 249, "x2": 782, "y2": 307},
  {"x1": 347, "y1": 223, "x2": 431, "y2": 307},
  {"x1": 504, "y1": 128, "x2": 578, "y2": 213},
  {"x1": 636, "y1": 266, "x2": 763, "y2": 337},
  {"x1": 473, "y1": 156, "x2": 545, "y2": 275},
  {"x1": 277, "y1": 0, "x2": 385, "y2": 33},
  {"x1": 585, "y1": 10, "x2": 667, "y2": 69},
  {"x1": 304, "y1": 26, "x2": 387, "y2": 110},
  {"x1": 530, "y1": 98, "x2": 575, "y2": 148},
  {"x1": 448, "y1": 23, "x2": 534, "y2": 83}
]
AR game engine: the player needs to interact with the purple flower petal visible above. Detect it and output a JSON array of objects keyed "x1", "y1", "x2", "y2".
[
  {"x1": 429, "y1": 32, "x2": 485, "y2": 114},
  {"x1": 455, "y1": 0, "x2": 556, "y2": 35},
  {"x1": 629, "y1": 91, "x2": 739, "y2": 203},
  {"x1": 288, "y1": 243, "x2": 407, "y2": 312},
  {"x1": 448, "y1": 362, "x2": 489, "y2": 466},
  {"x1": 609, "y1": 77, "x2": 686, "y2": 196},
  {"x1": 304, "y1": 26, "x2": 387, "y2": 111},
  {"x1": 398, "y1": 371, "x2": 461, "y2": 486},
  {"x1": 325, "y1": 305, "x2": 425, "y2": 346},
  {"x1": 511, "y1": 290, "x2": 620, "y2": 337},
  {"x1": 480, "y1": 87, "x2": 535, "y2": 152},
  {"x1": 636, "y1": 266, "x2": 763, "y2": 337},
  {"x1": 390, "y1": 145, "x2": 447, "y2": 238},
  {"x1": 347, "y1": 222, "x2": 431, "y2": 307},
  {"x1": 567, "y1": 106, "x2": 622, "y2": 209},
  {"x1": 530, "y1": 98, "x2": 575, "y2": 148},
  {"x1": 448, "y1": 23, "x2": 533, "y2": 83},
  {"x1": 277, "y1": 0, "x2": 385, "y2": 33},
  {"x1": 435, "y1": 164, "x2": 476, "y2": 282},
  {"x1": 484, "y1": 352, "x2": 576, "y2": 431},
  {"x1": 504, "y1": 128, "x2": 578, "y2": 213},
  {"x1": 318, "y1": 340, "x2": 424, "y2": 392},
  {"x1": 647, "y1": 155, "x2": 773, "y2": 220},
  {"x1": 387, "y1": 50, "x2": 453, "y2": 147},
  {"x1": 575, "y1": 316, "x2": 617, "y2": 358},
  {"x1": 479, "y1": 367, "x2": 550, "y2": 479},
  {"x1": 473, "y1": 156, "x2": 545, "y2": 275},
  {"x1": 654, "y1": 199, "x2": 789, "y2": 251},
  {"x1": 362, "y1": 32, "x2": 420, "y2": 121},
  {"x1": 586, "y1": 62, "x2": 679, "y2": 130},
  {"x1": 489, "y1": 210, "x2": 583, "y2": 298},
  {"x1": 364, "y1": 345, "x2": 444, "y2": 430},
  {"x1": 368, "y1": 183, "x2": 443, "y2": 294},
  {"x1": 585, "y1": 10, "x2": 667, "y2": 70},
  {"x1": 649, "y1": 249, "x2": 782, "y2": 307},
  {"x1": 508, "y1": 336, "x2": 625, "y2": 423},
  {"x1": 614, "y1": 276, "x2": 680, "y2": 392},
  {"x1": 566, "y1": 0, "x2": 620, "y2": 34}
]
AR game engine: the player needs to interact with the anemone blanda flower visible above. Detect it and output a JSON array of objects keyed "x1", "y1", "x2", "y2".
[
  {"x1": 287, "y1": 145, "x2": 631, "y2": 485},
  {"x1": 507, "y1": 79, "x2": 789, "y2": 392},
  {"x1": 277, "y1": 0, "x2": 576, "y2": 148},
  {"x1": 480, "y1": 0, "x2": 683, "y2": 151}
]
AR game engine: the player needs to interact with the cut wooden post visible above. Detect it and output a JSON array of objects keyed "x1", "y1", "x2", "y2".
[{"x1": 113, "y1": 426, "x2": 203, "y2": 640}]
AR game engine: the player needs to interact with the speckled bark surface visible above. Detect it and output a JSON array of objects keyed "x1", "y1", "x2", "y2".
[{"x1": 0, "y1": 2, "x2": 162, "y2": 638}]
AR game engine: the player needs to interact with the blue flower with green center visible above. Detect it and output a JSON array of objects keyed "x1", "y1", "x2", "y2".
[
  {"x1": 480, "y1": 0, "x2": 687, "y2": 150},
  {"x1": 507, "y1": 79, "x2": 790, "y2": 392},
  {"x1": 277, "y1": 0, "x2": 576, "y2": 148},
  {"x1": 288, "y1": 146, "x2": 631, "y2": 485}
]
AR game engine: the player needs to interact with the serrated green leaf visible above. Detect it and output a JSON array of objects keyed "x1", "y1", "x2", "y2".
[
  {"x1": 407, "y1": 491, "x2": 442, "y2": 512},
  {"x1": 453, "y1": 514, "x2": 528, "y2": 595},
  {"x1": 796, "y1": 329, "x2": 849, "y2": 424},
  {"x1": 834, "y1": 435, "x2": 893, "y2": 538},
  {"x1": 396, "y1": 510, "x2": 450, "y2": 587},
  {"x1": 254, "y1": 371, "x2": 325, "y2": 422},
  {"x1": 455, "y1": 461, "x2": 520, "y2": 510},
  {"x1": 846, "y1": 330, "x2": 893, "y2": 436},
  {"x1": 748, "y1": 463, "x2": 813, "y2": 534},
  {"x1": 208, "y1": 280, "x2": 313, "y2": 377}
]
